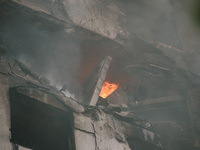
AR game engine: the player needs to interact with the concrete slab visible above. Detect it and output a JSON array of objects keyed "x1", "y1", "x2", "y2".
[
  {"x1": 93, "y1": 111, "x2": 131, "y2": 150},
  {"x1": 77, "y1": 56, "x2": 112, "y2": 106},
  {"x1": 11, "y1": 87, "x2": 68, "y2": 112},
  {"x1": 73, "y1": 113, "x2": 94, "y2": 133},
  {"x1": 74, "y1": 129, "x2": 95, "y2": 150}
]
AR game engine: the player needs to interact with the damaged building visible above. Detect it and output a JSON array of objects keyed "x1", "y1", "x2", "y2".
[{"x1": 1, "y1": 0, "x2": 200, "y2": 150}]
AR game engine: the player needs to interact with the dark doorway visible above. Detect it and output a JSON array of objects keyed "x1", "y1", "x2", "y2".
[{"x1": 10, "y1": 87, "x2": 74, "y2": 150}]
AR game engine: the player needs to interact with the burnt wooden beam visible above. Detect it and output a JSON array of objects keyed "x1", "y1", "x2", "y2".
[{"x1": 76, "y1": 56, "x2": 112, "y2": 106}]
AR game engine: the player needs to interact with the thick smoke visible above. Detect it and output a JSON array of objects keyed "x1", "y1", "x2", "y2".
[
  {"x1": 1, "y1": 0, "x2": 200, "y2": 89},
  {"x1": 119, "y1": 0, "x2": 200, "y2": 75},
  {"x1": 121, "y1": 0, "x2": 197, "y2": 48},
  {"x1": 0, "y1": 15, "x2": 82, "y2": 92}
]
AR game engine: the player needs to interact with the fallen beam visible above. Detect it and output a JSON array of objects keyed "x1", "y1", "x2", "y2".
[{"x1": 76, "y1": 56, "x2": 112, "y2": 106}]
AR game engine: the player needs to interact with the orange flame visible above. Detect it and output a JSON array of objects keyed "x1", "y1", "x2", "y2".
[{"x1": 99, "y1": 81, "x2": 119, "y2": 98}]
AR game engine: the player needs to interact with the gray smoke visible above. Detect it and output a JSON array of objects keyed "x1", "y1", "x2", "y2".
[
  {"x1": 1, "y1": 0, "x2": 200, "y2": 88},
  {"x1": 121, "y1": 0, "x2": 197, "y2": 48},
  {"x1": 0, "y1": 15, "x2": 82, "y2": 90},
  {"x1": 119, "y1": 0, "x2": 200, "y2": 75}
]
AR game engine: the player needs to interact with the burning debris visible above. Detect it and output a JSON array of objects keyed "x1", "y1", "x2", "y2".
[{"x1": 99, "y1": 81, "x2": 119, "y2": 98}]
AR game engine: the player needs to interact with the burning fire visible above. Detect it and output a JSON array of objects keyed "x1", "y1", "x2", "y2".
[{"x1": 99, "y1": 81, "x2": 119, "y2": 98}]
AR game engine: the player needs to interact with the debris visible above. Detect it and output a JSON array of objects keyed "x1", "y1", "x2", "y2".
[
  {"x1": 76, "y1": 56, "x2": 112, "y2": 106},
  {"x1": 60, "y1": 83, "x2": 67, "y2": 92},
  {"x1": 39, "y1": 77, "x2": 50, "y2": 86}
]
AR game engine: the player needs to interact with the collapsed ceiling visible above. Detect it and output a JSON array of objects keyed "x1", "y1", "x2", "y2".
[{"x1": 1, "y1": 0, "x2": 200, "y2": 150}]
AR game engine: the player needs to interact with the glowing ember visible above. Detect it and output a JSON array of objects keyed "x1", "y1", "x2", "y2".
[{"x1": 99, "y1": 81, "x2": 119, "y2": 98}]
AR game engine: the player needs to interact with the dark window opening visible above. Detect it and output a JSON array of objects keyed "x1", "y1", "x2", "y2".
[{"x1": 9, "y1": 87, "x2": 75, "y2": 150}]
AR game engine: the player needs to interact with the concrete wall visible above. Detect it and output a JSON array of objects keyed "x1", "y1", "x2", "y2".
[
  {"x1": 0, "y1": 73, "x2": 12, "y2": 149},
  {"x1": 9, "y1": 0, "x2": 129, "y2": 41},
  {"x1": 63, "y1": 0, "x2": 129, "y2": 40},
  {"x1": 73, "y1": 112, "x2": 131, "y2": 150}
]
